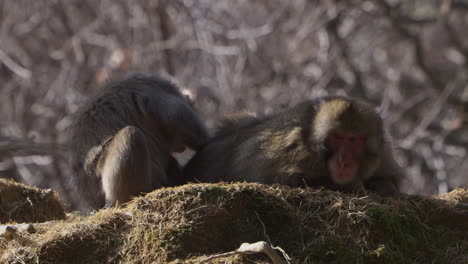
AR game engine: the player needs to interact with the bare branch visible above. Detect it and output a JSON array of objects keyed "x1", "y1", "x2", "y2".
[{"x1": 0, "y1": 48, "x2": 31, "y2": 79}]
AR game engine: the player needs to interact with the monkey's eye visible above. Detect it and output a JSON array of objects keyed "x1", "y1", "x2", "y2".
[
  {"x1": 349, "y1": 136, "x2": 365, "y2": 142},
  {"x1": 329, "y1": 132, "x2": 366, "y2": 150},
  {"x1": 328, "y1": 134, "x2": 343, "y2": 146}
]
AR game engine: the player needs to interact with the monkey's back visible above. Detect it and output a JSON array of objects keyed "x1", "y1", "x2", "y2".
[
  {"x1": 186, "y1": 96, "x2": 403, "y2": 196},
  {"x1": 184, "y1": 101, "x2": 327, "y2": 186},
  {"x1": 71, "y1": 75, "x2": 179, "y2": 165},
  {"x1": 69, "y1": 74, "x2": 182, "y2": 208}
]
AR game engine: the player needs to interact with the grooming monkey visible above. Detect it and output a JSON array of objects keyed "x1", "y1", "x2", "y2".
[
  {"x1": 184, "y1": 96, "x2": 402, "y2": 195},
  {"x1": 70, "y1": 73, "x2": 209, "y2": 210}
]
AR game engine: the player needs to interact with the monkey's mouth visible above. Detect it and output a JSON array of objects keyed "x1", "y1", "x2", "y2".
[
  {"x1": 331, "y1": 166, "x2": 356, "y2": 185},
  {"x1": 336, "y1": 172, "x2": 353, "y2": 180}
]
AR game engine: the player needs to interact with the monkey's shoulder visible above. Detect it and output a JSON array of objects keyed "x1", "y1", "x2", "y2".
[
  {"x1": 216, "y1": 111, "x2": 260, "y2": 135},
  {"x1": 89, "y1": 73, "x2": 183, "y2": 104},
  {"x1": 75, "y1": 74, "x2": 189, "y2": 120},
  {"x1": 117, "y1": 73, "x2": 183, "y2": 97}
]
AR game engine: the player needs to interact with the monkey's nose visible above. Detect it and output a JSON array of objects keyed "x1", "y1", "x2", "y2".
[
  {"x1": 339, "y1": 161, "x2": 351, "y2": 168},
  {"x1": 338, "y1": 149, "x2": 352, "y2": 167}
]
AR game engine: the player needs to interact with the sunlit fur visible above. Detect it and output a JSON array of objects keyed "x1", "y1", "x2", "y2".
[
  {"x1": 185, "y1": 96, "x2": 402, "y2": 196},
  {"x1": 70, "y1": 73, "x2": 209, "y2": 211}
]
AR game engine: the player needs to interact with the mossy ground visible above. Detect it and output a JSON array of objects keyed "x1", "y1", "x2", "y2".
[{"x1": 0, "y1": 183, "x2": 466, "y2": 263}]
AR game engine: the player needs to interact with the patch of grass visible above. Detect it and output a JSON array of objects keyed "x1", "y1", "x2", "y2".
[
  {"x1": 0, "y1": 179, "x2": 66, "y2": 223},
  {"x1": 1, "y1": 184, "x2": 467, "y2": 263},
  {"x1": 299, "y1": 235, "x2": 364, "y2": 264}
]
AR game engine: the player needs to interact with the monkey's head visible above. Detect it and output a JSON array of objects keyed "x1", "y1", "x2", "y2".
[{"x1": 312, "y1": 97, "x2": 384, "y2": 186}]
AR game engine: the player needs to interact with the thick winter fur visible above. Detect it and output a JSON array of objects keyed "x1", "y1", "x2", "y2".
[
  {"x1": 184, "y1": 96, "x2": 402, "y2": 195},
  {"x1": 70, "y1": 73, "x2": 209, "y2": 210}
]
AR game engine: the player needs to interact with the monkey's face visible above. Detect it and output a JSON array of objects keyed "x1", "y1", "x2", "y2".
[{"x1": 326, "y1": 131, "x2": 366, "y2": 185}]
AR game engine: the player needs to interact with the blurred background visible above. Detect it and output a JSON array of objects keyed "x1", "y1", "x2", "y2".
[{"x1": 1, "y1": 0, "x2": 467, "y2": 210}]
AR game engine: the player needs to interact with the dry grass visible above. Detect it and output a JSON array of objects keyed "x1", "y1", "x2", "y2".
[
  {"x1": 1, "y1": 183, "x2": 467, "y2": 263},
  {"x1": 0, "y1": 179, "x2": 66, "y2": 224}
]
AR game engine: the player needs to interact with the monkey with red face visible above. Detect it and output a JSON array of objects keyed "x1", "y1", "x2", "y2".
[{"x1": 184, "y1": 96, "x2": 402, "y2": 196}]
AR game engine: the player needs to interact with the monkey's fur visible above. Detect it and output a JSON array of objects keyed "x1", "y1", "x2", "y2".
[
  {"x1": 184, "y1": 96, "x2": 402, "y2": 196},
  {"x1": 70, "y1": 73, "x2": 209, "y2": 210}
]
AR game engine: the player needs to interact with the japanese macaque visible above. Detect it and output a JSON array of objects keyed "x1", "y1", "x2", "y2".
[
  {"x1": 70, "y1": 73, "x2": 209, "y2": 210},
  {"x1": 184, "y1": 96, "x2": 402, "y2": 196}
]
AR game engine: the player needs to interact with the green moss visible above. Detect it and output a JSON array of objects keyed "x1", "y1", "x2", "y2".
[
  {"x1": 364, "y1": 204, "x2": 431, "y2": 263},
  {"x1": 200, "y1": 186, "x2": 229, "y2": 200},
  {"x1": 164, "y1": 223, "x2": 194, "y2": 259},
  {"x1": 249, "y1": 191, "x2": 300, "y2": 250},
  {"x1": 298, "y1": 236, "x2": 363, "y2": 264}
]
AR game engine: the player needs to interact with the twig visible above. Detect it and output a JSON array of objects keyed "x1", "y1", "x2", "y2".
[
  {"x1": 401, "y1": 74, "x2": 462, "y2": 148},
  {"x1": 255, "y1": 211, "x2": 292, "y2": 263},
  {"x1": 326, "y1": 11, "x2": 367, "y2": 98},
  {"x1": 0, "y1": 48, "x2": 31, "y2": 79},
  {"x1": 440, "y1": 1, "x2": 468, "y2": 70},
  {"x1": 200, "y1": 241, "x2": 286, "y2": 264},
  {"x1": 156, "y1": 1, "x2": 176, "y2": 76},
  {"x1": 200, "y1": 212, "x2": 291, "y2": 263},
  {"x1": 255, "y1": 211, "x2": 273, "y2": 245},
  {"x1": 378, "y1": 0, "x2": 441, "y2": 93},
  {"x1": 387, "y1": 92, "x2": 428, "y2": 124}
]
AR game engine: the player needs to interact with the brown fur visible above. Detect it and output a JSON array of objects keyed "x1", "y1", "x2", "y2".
[
  {"x1": 70, "y1": 73, "x2": 209, "y2": 211},
  {"x1": 184, "y1": 96, "x2": 402, "y2": 195}
]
